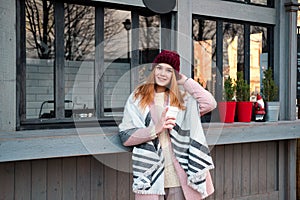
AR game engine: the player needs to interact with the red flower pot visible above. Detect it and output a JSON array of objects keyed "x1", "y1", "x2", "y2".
[
  {"x1": 218, "y1": 101, "x2": 236, "y2": 123},
  {"x1": 236, "y1": 101, "x2": 253, "y2": 122}
]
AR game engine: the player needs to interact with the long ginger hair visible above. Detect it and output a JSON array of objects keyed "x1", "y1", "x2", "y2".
[{"x1": 134, "y1": 68, "x2": 186, "y2": 110}]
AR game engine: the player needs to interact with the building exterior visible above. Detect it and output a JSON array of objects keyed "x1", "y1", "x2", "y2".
[{"x1": 0, "y1": 0, "x2": 300, "y2": 199}]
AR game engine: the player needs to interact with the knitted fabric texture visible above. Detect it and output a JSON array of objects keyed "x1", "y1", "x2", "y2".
[{"x1": 152, "y1": 50, "x2": 180, "y2": 79}]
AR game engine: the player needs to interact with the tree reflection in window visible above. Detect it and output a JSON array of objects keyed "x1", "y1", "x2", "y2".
[
  {"x1": 223, "y1": 22, "x2": 244, "y2": 80},
  {"x1": 64, "y1": 4, "x2": 95, "y2": 61},
  {"x1": 192, "y1": 18, "x2": 217, "y2": 95},
  {"x1": 25, "y1": 0, "x2": 55, "y2": 59}
]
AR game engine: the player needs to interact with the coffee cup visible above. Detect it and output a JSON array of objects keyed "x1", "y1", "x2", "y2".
[{"x1": 166, "y1": 106, "x2": 179, "y2": 119}]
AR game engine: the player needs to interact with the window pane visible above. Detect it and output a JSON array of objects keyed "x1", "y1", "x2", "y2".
[
  {"x1": 192, "y1": 18, "x2": 217, "y2": 96},
  {"x1": 223, "y1": 0, "x2": 247, "y2": 3},
  {"x1": 298, "y1": 10, "x2": 300, "y2": 27},
  {"x1": 250, "y1": 0, "x2": 268, "y2": 5},
  {"x1": 223, "y1": 0, "x2": 273, "y2": 6},
  {"x1": 64, "y1": 4, "x2": 95, "y2": 119},
  {"x1": 250, "y1": 26, "x2": 269, "y2": 94},
  {"x1": 223, "y1": 23, "x2": 244, "y2": 81},
  {"x1": 25, "y1": 0, "x2": 55, "y2": 119},
  {"x1": 104, "y1": 9, "x2": 131, "y2": 117},
  {"x1": 138, "y1": 14, "x2": 160, "y2": 84},
  {"x1": 139, "y1": 15, "x2": 160, "y2": 64}
]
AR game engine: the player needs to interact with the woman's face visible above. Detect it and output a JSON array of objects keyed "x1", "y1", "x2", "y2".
[{"x1": 154, "y1": 63, "x2": 174, "y2": 87}]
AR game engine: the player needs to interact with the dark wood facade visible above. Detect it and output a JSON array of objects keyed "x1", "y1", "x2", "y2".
[
  {"x1": 0, "y1": 154, "x2": 134, "y2": 200},
  {"x1": 0, "y1": 140, "x2": 294, "y2": 200}
]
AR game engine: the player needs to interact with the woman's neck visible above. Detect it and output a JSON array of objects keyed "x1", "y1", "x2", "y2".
[{"x1": 155, "y1": 85, "x2": 167, "y2": 93}]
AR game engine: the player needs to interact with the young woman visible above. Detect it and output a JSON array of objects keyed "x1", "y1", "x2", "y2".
[{"x1": 119, "y1": 50, "x2": 217, "y2": 200}]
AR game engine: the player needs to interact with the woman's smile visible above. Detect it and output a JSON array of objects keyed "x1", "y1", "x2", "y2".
[{"x1": 157, "y1": 76, "x2": 168, "y2": 81}]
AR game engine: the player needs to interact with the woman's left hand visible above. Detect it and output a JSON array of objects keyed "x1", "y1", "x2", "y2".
[{"x1": 176, "y1": 73, "x2": 188, "y2": 85}]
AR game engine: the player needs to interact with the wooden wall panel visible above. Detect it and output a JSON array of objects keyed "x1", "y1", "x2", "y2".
[
  {"x1": 208, "y1": 142, "x2": 280, "y2": 200},
  {"x1": 0, "y1": 162, "x2": 15, "y2": 200},
  {"x1": 241, "y1": 143, "x2": 251, "y2": 196},
  {"x1": 0, "y1": 141, "x2": 287, "y2": 200},
  {"x1": 15, "y1": 161, "x2": 31, "y2": 200},
  {"x1": 258, "y1": 142, "x2": 267, "y2": 194},
  {"x1": 117, "y1": 153, "x2": 132, "y2": 200},
  {"x1": 62, "y1": 157, "x2": 76, "y2": 200},
  {"x1": 76, "y1": 156, "x2": 91, "y2": 200},
  {"x1": 215, "y1": 145, "x2": 225, "y2": 199},
  {"x1": 297, "y1": 139, "x2": 300, "y2": 200},
  {"x1": 102, "y1": 154, "x2": 118, "y2": 200},
  {"x1": 233, "y1": 144, "x2": 242, "y2": 198},
  {"x1": 224, "y1": 145, "x2": 234, "y2": 199},
  {"x1": 266, "y1": 142, "x2": 277, "y2": 192},
  {"x1": 250, "y1": 143, "x2": 259, "y2": 195},
  {"x1": 91, "y1": 156, "x2": 104, "y2": 200},
  {"x1": 206, "y1": 146, "x2": 216, "y2": 200},
  {"x1": 47, "y1": 158, "x2": 62, "y2": 200},
  {"x1": 32, "y1": 160, "x2": 47, "y2": 200}
]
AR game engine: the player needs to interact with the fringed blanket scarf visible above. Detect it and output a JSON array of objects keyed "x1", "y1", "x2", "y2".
[{"x1": 119, "y1": 93, "x2": 214, "y2": 196}]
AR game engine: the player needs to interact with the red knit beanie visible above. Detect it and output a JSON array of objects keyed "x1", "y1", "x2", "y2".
[{"x1": 152, "y1": 50, "x2": 180, "y2": 79}]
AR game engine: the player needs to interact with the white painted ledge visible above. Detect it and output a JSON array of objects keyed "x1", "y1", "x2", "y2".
[{"x1": 1, "y1": 121, "x2": 300, "y2": 162}]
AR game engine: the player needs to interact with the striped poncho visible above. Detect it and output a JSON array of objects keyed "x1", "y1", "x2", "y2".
[{"x1": 119, "y1": 92, "x2": 214, "y2": 196}]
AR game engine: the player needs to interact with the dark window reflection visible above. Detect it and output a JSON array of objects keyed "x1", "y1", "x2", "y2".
[
  {"x1": 103, "y1": 9, "x2": 132, "y2": 117},
  {"x1": 64, "y1": 4, "x2": 95, "y2": 61},
  {"x1": 25, "y1": 0, "x2": 55, "y2": 119},
  {"x1": 250, "y1": 26, "x2": 269, "y2": 94},
  {"x1": 223, "y1": 23, "x2": 244, "y2": 80},
  {"x1": 64, "y1": 4, "x2": 95, "y2": 119},
  {"x1": 25, "y1": 0, "x2": 55, "y2": 59},
  {"x1": 138, "y1": 14, "x2": 160, "y2": 84},
  {"x1": 223, "y1": 0, "x2": 273, "y2": 6},
  {"x1": 250, "y1": 0, "x2": 268, "y2": 5},
  {"x1": 192, "y1": 18, "x2": 217, "y2": 96},
  {"x1": 139, "y1": 14, "x2": 160, "y2": 64}
]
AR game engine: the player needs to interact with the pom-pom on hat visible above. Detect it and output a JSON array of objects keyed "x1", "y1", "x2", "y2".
[{"x1": 152, "y1": 50, "x2": 180, "y2": 79}]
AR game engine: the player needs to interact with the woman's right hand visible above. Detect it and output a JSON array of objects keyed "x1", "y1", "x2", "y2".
[{"x1": 155, "y1": 107, "x2": 176, "y2": 135}]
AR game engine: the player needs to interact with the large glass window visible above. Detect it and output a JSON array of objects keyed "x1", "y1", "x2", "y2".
[
  {"x1": 18, "y1": 0, "x2": 171, "y2": 129},
  {"x1": 192, "y1": 16, "x2": 273, "y2": 108}
]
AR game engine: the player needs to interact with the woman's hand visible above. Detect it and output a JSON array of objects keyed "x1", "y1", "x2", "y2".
[
  {"x1": 176, "y1": 73, "x2": 188, "y2": 85},
  {"x1": 155, "y1": 107, "x2": 176, "y2": 135}
]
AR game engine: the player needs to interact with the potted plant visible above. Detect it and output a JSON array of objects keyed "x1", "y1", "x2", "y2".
[
  {"x1": 235, "y1": 71, "x2": 252, "y2": 122},
  {"x1": 218, "y1": 76, "x2": 236, "y2": 123},
  {"x1": 262, "y1": 68, "x2": 279, "y2": 121}
]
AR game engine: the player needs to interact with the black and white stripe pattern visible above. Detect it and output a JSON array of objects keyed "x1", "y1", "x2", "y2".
[
  {"x1": 132, "y1": 140, "x2": 165, "y2": 194},
  {"x1": 119, "y1": 93, "x2": 214, "y2": 195}
]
